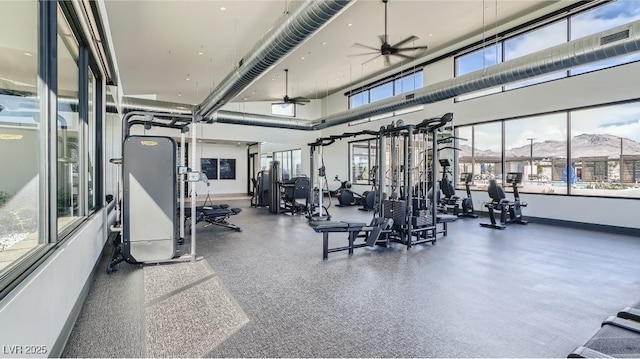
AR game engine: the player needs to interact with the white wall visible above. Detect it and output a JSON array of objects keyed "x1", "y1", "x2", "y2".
[
  {"x1": 0, "y1": 211, "x2": 107, "y2": 358},
  {"x1": 194, "y1": 143, "x2": 247, "y2": 195},
  {"x1": 131, "y1": 123, "x2": 320, "y2": 194},
  {"x1": 220, "y1": 99, "x2": 322, "y2": 120}
]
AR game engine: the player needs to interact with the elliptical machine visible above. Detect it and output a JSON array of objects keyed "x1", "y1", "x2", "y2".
[
  {"x1": 359, "y1": 166, "x2": 378, "y2": 211},
  {"x1": 333, "y1": 175, "x2": 363, "y2": 207},
  {"x1": 458, "y1": 172, "x2": 478, "y2": 218}
]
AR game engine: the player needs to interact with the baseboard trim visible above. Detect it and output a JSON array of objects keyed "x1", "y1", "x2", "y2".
[{"x1": 523, "y1": 216, "x2": 640, "y2": 237}]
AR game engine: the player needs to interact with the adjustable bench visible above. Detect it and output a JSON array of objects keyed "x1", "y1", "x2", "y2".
[
  {"x1": 568, "y1": 300, "x2": 640, "y2": 358},
  {"x1": 183, "y1": 204, "x2": 243, "y2": 232},
  {"x1": 308, "y1": 221, "x2": 368, "y2": 260}
]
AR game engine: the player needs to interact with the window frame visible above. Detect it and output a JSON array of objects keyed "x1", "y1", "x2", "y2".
[
  {"x1": 349, "y1": 138, "x2": 378, "y2": 185},
  {"x1": 348, "y1": 69, "x2": 424, "y2": 109},
  {"x1": 0, "y1": 0, "x2": 105, "y2": 300},
  {"x1": 455, "y1": 98, "x2": 640, "y2": 200},
  {"x1": 453, "y1": 1, "x2": 640, "y2": 102}
]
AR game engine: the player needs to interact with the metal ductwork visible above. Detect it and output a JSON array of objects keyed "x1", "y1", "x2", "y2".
[
  {"x1": 116, "y1": 19, "x2": 640, "y2": 132},
  {"x1": 120, "y1": 97, "x2": 194, "y2": 115},
  {"x1": 214, "y1": 110, "x2": 312, "y2": 131},
  {"x1": 195, "y1": 0, "x2": 352, "y2": 119},
  {"x1": 311, "y1": 19, "x2": 640, "y2": 130}
]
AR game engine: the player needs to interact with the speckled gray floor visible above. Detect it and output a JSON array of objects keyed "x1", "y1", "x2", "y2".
[{"x1": 63, "y1": 200, "x2": 640, "y2": 357}]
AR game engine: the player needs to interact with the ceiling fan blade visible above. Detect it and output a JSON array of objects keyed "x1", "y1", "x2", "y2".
[
  {"x1": 347, "y1": 51, "x2": 380, "y2": 58},
  {"x1": 353, "y1": 43, "x2": 379, "y2": 51},
  {"x1": 362, "y1": 54, "x2": 381, "y2": 66},
  {"x1": 392, "y1": 35, "x2": 418, "y2": 48},
  {"x1": 396, "y1": 45, "x2": 429, "y2": 52},
  {"x1": 393, "y1": 53, "x2": 414, "y2": 61},
  {"x1": 383, "y1": 54, "x2": 391, "y2": 67}
]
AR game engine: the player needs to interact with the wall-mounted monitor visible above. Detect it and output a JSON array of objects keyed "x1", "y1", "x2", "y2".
[{"x1": 271, "y1": 102, "x2": 295, "y2": 117}]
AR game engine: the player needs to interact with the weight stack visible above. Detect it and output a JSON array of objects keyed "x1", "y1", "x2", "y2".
[
  {"x1": 383, "y1": 200, "x2": 407, "y2": 226},
  {"x1": 411, "y1": 216, "x2": 429, "y2": 227}
]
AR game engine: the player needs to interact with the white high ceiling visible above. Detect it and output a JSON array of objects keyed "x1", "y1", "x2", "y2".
[{"x1": 103, "y1": 0, "x2": 576, "y2": 108}]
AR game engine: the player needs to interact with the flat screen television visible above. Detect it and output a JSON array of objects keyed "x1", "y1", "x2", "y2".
[{"x1": 271, "y1": 102, "x2": 295, "y2": 117}]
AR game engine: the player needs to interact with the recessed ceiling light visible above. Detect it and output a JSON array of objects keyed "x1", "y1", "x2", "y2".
[
  {"x1": 271, "y1": 78, "x2": 275, "y2": 81},
  {"x1": 301, "y1": 56, "x2": 305, "y2": 60},
  {"x1": 24, "y1": 52, "x2": 32, "y2": 56},
  {"x1": 197, "y1": 51, "x2": 203, "y2": 55},
  {"x1": 347, "y1": 23, "x2": 353, "y2": 27},
  {"x1": 220, "y1": 6, "x2": 226, "y2": 11},
  {"x1": 178, "y1": 92, "x2": 182, "y2": 97},
  {"x1": 186, "y1": 74, "x2": 190, "y2": 81},
  {"x1": 321, "y1": 42, "x2": 327, "y2": 45},
  {"x1": 428, "y1": 33, "x2": 433, "y2": 37}
]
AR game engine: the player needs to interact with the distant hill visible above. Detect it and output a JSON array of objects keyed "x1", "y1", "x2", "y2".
[{"x1": 457, "y1": 134, "x2": 640, "y2": 159}]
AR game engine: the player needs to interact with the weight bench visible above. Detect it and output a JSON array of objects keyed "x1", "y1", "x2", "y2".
[
  {"x1": 183, "y1": 204, "x2": 243, "y2": 232},
  {"x1": 308, "y1": 221, "x2": 368, "y2": 260},
  {"x1": 618, "y1": 300, "x2": 640, "y2": 323},
  {"x1": 437, "y1": 214, "x2": 457, "y2": 236},
  {"x1": 568, "y1": 299, "x2": 640, "y2": 358}
]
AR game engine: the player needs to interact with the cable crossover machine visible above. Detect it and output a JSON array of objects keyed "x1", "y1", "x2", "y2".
[{"x1": 307, "y1": 113, "x2": 458, "y2": 259}]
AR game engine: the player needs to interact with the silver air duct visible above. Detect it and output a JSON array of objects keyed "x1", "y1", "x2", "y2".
[
  {"x1": 311, "y1": 19, "x2": 640, "y2": 130},
  {"x1": 117, "y1": 19, "x2": 640, "y2": 131},
  {"x1": 120, "y1": 97, "x2": 194, "y2": 115},
  {"x1": 214, "y1": 110, "x2": 312, "y2": 131},
  {"x1": 195, "y1": 0, "x2": 352, "y2": 119}
]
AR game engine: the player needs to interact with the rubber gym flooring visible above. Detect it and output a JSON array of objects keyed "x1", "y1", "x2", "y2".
[{"x1": 62, "y1": 199, "x2": 640, "y2": 357}]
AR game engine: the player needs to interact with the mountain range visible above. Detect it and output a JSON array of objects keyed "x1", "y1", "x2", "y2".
[{"x1": 458, "y1": 133, "x2": 640, "y2": 159}]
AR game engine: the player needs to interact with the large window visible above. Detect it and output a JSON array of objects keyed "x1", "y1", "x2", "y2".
[
  {"x1": 274, "y1": 149, "x2": 302, "y2": 179},
  {"x1": 571, "y1": 102, "x2": 640, "y2": 197},
  {"x1": 503, "y1": 20, "x2": 567, "y2": 90},
  {"x1": 349, "y1": 70, "x2": 423, "y2": 109},
  {"x1": 454, "y1": 45, "x2": 502, "y2": 101},
  {"x1": 0, "y1": 0, "x2": 44, "y2": 277},
  {"x1": 504, "y1": 113, "x2": 568, "y2": 195},
  {"x1": 471, "y1": 122, "x2": 502, "y2": 190},
  {"x1": 350, "y1": 139, "x2": 377, "y2": 185},
  {"x1": 454, "y1": 1, "x2": 640, "y2": 100},
  {"x1": 456, "y1": 100, "x2": 640, "y2": 198},
  {"x1": 570, "y1": 1, "x2": 640, "y2": 75},
  {"x1": 87, "y1": 70, "x2": 96, "y2": 211},
  {"x1": 57, "y1": 8, "x2": 81, "y2": 234}
]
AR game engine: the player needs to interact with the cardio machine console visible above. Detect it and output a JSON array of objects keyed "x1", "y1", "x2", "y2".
[
  {"x1": 459, "y1": 172, "x2": 473, "y2": 183},
  {"x1": 506, "y1": 172, "x2": 523, "y2": 184}
]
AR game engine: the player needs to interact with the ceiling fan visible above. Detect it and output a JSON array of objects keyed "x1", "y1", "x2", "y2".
[
  {"x1": 271, "y1": 69, "x2": 310, "y2": 106},
  {"x1": 350, "y1": 0, "x2": 428, "y2": 67}
]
